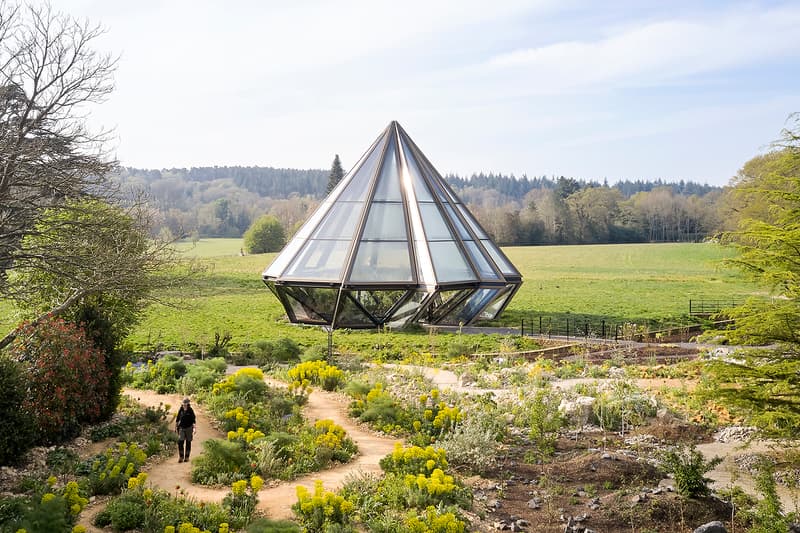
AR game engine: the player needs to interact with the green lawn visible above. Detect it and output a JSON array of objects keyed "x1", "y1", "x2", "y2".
[
  {"x1": 501, "y1": 242, "x2": 757, "y2": 326},
  {"x1": 0, "y1": 241, "x2": 762, "y2": 352}
]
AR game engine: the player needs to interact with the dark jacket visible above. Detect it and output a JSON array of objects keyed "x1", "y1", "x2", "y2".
[{"x1": 176, "y1": 405, "x2": 196, "y2": 429}]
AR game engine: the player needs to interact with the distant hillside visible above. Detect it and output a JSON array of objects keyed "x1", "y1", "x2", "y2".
[{"x1": 114, "y1": 165, "x2": 724, "y2": 245}]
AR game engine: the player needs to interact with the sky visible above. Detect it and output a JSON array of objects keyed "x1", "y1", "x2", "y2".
[{"x1": 59, "y1": 0, "x2": 800, "y2": 186}]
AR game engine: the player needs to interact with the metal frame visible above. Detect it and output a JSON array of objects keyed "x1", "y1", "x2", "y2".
[{"x1": 262, "y1": 121, "x2": 523, "y2": 329}]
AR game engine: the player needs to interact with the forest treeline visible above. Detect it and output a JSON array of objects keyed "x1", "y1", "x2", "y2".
[{"x1": 115, "y1": 165, "x2": 728, "y2": 245}]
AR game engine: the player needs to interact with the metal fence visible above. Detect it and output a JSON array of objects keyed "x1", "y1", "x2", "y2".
[{"x1": 519, "y1": 316, "x2": 703, "y2": 342}]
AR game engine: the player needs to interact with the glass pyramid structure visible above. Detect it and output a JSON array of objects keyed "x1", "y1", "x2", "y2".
[{"x1": 262, "y1": 121, "x2": 522, "y2": 329}]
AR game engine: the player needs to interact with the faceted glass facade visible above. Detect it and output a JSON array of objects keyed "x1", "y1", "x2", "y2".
[{"x1": 262, "y1": 121, "x2": 522, "y2": 328}]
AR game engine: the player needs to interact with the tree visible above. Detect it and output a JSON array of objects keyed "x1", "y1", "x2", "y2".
[
  {"x1": 1, "y1": 198, "x2": 180, "y2": 350},
  {"x1": 0, "y1": 2, "x2": 116, "y2": 285},
  {"x1": 244, "y1": 214, "x2": 287, "y2": 254},
  {"x1": 326, "y1": 154, "x2": 344, "y2": 194},
  {"x1": 706, "y1": 113, "x2": 800, "y2": 437}
]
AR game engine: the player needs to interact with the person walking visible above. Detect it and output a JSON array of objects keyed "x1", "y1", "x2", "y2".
[{"x1": 176, "y1": 398, "x2": 197, "y2": 463}]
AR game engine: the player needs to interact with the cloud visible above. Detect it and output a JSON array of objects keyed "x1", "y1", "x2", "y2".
[{"x1": 483, "y1": 4, "x2": 800, "y2": 91}]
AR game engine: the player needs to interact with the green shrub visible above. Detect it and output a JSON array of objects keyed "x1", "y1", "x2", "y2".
[
  {"x1": 746, "y1": 458, "x2": 795, "y2": 533},
  {"x1": 287, "y1": 360, "x2": 345, "y2": 391},
  {"x1": 0, "y1": 357, "x2": 35, "y2": 465},
  {"x1": 301, "y1": 344, "x2": 329, "y2": 362},
  {"x1": 45, "y1": 447, "x2": 80, "y2": 474},
  {"x1": 12, "y1": 316, "x2": 111, "y2": 444},
  {"x1": 191, "y1": 438, "x2": 252, "y2": 485},
  {"x1": 380, "y1": 444, "x2": 449, "y2": 475},
  {"x1": 437, "y1": 405, "x2": 506, "y2": 474},
  {"x1": 293, "y1": 480, "x2": 355, "y2": 532},
  {"x1": 661, "y1": 444, "x2": 722, "y2": 498},
  {"x1": 87, "y1": 442, "x2": 148, "y2": 496},
  {"x1": 403, "y1": 505, "x2": 467, "y2": 533},
  {"x1": 107, "y1": 496, "x2": 146, "y2": 530},
  {"x1": 179, "y1": 361, "x2": 225, "y2": 394}
]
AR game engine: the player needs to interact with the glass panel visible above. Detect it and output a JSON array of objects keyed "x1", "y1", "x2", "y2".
[
  {"x1": 424, "y1": 288, "x2": 472, "y2": 322},
  {"x1": 387, "y1": 291, "x2": 429, "y2": 328},
  {"x1": 349, "y1": 241, "x2": 413, "y2": 282},
  {"x1": 334, "y1": 295, "x2": 376, "y2": 327},
  {"x1": 419, "y1": 203, "x2": 453, "y2": 241},
  {"x1": 350, "y1": 289, "x2": 408, "y2": 319},
  {"x1": 284, "y1": 239, "x2": 350, "y2": 281},
  {"x1": 456, "y1": 204, "x2": 488, "y2": 239},
  {"x1": 312, "y1": 201, "x2": 363, "y2": 239},
  {"x1": 263, "y1": 236, "x2": 305, "y2": 278},
  {"x1": 337, "y1": 135, "x2": 386, "y2": 202},
  {"x1": 361, "y1": 203, "x2": 407, "y2": 241},
  {"x1": 465, "y1": 241, "x2": 500, "y2": 279},
  {"x1": 480, "y1": 286, "x2": 514, "y2": 320},
  {"x1": 372, "y1": 138, "x2": 402, "y2": 202},
  {"x1": 281, "y1": 286, "x2": 338, "y2": 322},
  {"x1": 278, "y1": 288, "x2": 327, "y2": 323},
  {"x1": 428, "y1": 241, "x2": 476, "y2": 282},
  {"x1": 444, "y1": 205, "x2": 471, "y2": 240},
  {"x1": 480, "y1": 239, "x2": 519, "y2": 276},
  {"x1": 440, "y1": 288, "x2": 498, "y2": 325},
  {"x1": 400, "y1": 138, "x2": 434, "y2": 202}
]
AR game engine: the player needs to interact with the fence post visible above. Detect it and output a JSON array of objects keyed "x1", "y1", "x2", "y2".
[
  {"x1": 689, "y1": 299, "x2": 692, "y2": 315},
  {"x1": 539, "y1": 316, "x2": 543, "y2": 335},
  {"x1": 566, "y1": 320, "x2": 569, "y2": 339},
  {"x1": 584, "y1": 321, "x2": 589, "y2": 338},
  {"x1": 548, "y1": 318, "x2": 552, "y2": 339},
  {"x1": 521, "y1": 319, "x2": 524, "y2": 337},
  {"x1": 602, "y1": 320, "x2": 606, "y2": 338}
]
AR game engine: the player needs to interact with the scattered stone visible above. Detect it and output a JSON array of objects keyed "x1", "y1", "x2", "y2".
[
  {"x1": 493, "y1": 520, "x2": 510, "y2": 530},
  {"x1": 487, "y1": 499, "x2": 502, "y2": 509},
  {"x1": 601, "y1": 453, "x2": 613, "y2": 460},
  {"x1": 693, "y1": 521, "x2": 727, "y2": 533},
  {"x1": 715, "y1": 426, "x2": 757, "y2": 443},
  {"x1": 527, "y1": 498, "x2": 541, "y2": 510},
  {"x1": 651, "y1": 487, "x2": 664, "y2": 495}
]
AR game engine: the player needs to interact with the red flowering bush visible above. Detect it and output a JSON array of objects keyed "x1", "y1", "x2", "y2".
[{"x1": 12, "y1": 316, "x2": 111, "y2": 444}]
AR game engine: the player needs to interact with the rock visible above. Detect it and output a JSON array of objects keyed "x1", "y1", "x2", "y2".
[
  {"x1": 488, "y1": 499, "x2": 502, "y2": 509},
  {"x1": 601, "y1": 453, "x2": 612, "y2": 460},
  {"x1": 714, "y1": 426, "x2": 757, "y2": 443},
  {"x1": 608, "y1": 366, "x2": 626, "y2": 378},
  {"x1": 493, "y1": 520, "x2": 509, "y2": 530},
  {"x1": 788, "y1": 524, "x2": 800, "y2": 533},
  {"x1": 515, "y1": 519, "x2": 530, "y2": 528},
  {"x1": 527, "y1": 498, "x2": 541, "y2": 510},
  {"x1": 693, "y1": 521, "x2": 727, "y2": 533},
  {"x1": 558, "y1": 396, "x2": 595, "y2": 425}
]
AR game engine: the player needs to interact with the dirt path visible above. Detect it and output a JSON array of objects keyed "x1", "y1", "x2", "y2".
[{"x1": 87, "y1": 383, "x2": 398, "y2": 524}]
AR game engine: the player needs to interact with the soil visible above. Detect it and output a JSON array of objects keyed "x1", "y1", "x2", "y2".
[{"x1": 65, "y1": 363, "x2": 800, "y2": 532}]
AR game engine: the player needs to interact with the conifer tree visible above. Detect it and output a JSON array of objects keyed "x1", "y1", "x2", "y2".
[{"x1": 326, "y1": 154, "x2": 345, "y2": 194}]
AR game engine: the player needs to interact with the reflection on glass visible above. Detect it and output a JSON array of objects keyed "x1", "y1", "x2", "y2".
[
  {"x1": 372, "y1": 139, "x2": 402, "y2": 201},
  {"x1": 465, "y1": 241, "x2": 500, "y2": 279},
  {"x1": 284, "y1": 240, "x2": 350, "y2": 280},
  {"x1": 350, "y1": 289, "x2": 408, "y2": 319},
  {"x1": 444, "y1": 205, "x2": 471, "y2": 240},
  {"x1": 480, "y1": 286, "x2": 514, "y2": 319},
  {"x1": 479, "y1": 239, "x2": 518, "y2": 275},
  {"x1": 401, "y1": 138, "x2": 434, "y2": 202},
  {"x1": 387, "y1": 291, "x2": 428, "y2": 328},
  {"x1": 441, "y1": 288, "x2": 497, "y2": 325},
  {"x1": 312, "y1": 202, "x2": 364, "y2": 240},
  {"x1": 350, "y1": 241, "x2": 412, "y2": 282},
  {"x1": 419, "y1": 203, "x2": 453, "y2": 241},
  {"x1": 335, "y1": 295, "x2": 376, "y2": 327},
  {"x1": 361, "y1": 203, "x2": 407, "y2": 241},
  {"x1": 456, "y1": 204, "x2": 488, "y2": 239},
  {"x1": 338, "y1": 135, "x2": 387, "y2": 202},
  {"x1": 428, "y1": 241, "x2": 476, "y2": 282}
]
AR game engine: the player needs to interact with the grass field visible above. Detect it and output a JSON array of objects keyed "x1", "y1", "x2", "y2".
[{"x1": 0, "y1": 241, "x2": 762, "y2": 353}]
